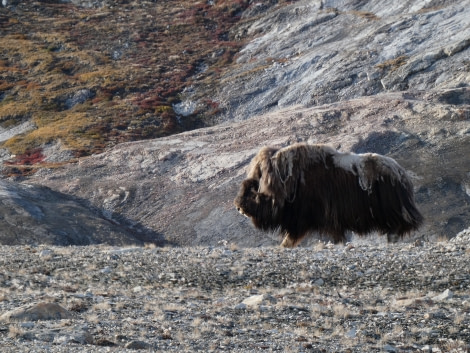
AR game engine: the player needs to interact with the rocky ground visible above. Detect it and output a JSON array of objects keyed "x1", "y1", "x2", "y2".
[{"x1": 1, "y1": 231, "x2": 469, "y2": 352}]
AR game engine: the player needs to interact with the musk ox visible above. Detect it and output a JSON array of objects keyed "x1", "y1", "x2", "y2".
[{"x1": 234, "y1": 143, "x2": 423, "y2": 247}]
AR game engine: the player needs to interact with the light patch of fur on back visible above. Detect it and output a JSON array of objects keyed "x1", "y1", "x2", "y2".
[
  {"x1": 333, "y1": 150, "x2": 408, "y2": 192},
  {"x1": 332, "y1": 151, "x2": 362, "y2": 174}
]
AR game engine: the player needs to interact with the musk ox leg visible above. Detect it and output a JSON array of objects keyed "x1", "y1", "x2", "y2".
[
  {"x1": 281, "y1": 235, "x2": 295, "y2": 248},
  {"x1": 280, "y1": 233, "x2": 303, "y2": 248},
  {"x1": 387, "y1": 233, "x2": 400, "y2": 243},
  {"x1": 331, "y1": 230, "x2": 347, "y2": 244}
]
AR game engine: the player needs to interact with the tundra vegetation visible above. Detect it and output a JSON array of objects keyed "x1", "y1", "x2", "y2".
[{"x1": 0, "y1": 0, "x2": 292, "y2": 175}]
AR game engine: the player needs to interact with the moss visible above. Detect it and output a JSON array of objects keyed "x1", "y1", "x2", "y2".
[
  {"x1": 376, "y1": 55, "x2": 408, "y2": 72},
  {"x1": 3, "y1": 111, "x2": 99, "y2": 154},
  {"x1": 154, "y1": 105, "x2": 173, "y2": 114},
  {"x1": 348, "y1": 11, "x2": 380, "y2": 21}
]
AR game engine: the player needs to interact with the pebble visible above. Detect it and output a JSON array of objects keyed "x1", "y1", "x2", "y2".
[
  {"x1": 432, "y1": 289, "x2": 454, "y2": 301},
  {"x1": 345, "y1": 328, "x2": 357, "y2": 338},
  {"x1": 242, "y1": 293, "x2": 277, "y2": 307},
  {"x1": 0, "y1": 303, "x2": 73, "y2": 322},
  {"x1": 19, "y1": 322, "x2": 35, "y2": 329},
  {"x1": 234, "y1": 303, "x2": 247, "y2": 310},
  {"x1": 384, "y1": 344, "x2": 397, "y2": 352},
  {"x1": 39, "y1": 250, "x2": 53, "y2": 257},
  {"x1": 125, "y1": 340, "x2": 152, "y2": 350},
  {"x1": 132, "y1": 286, "x2": 143, "y2": 293},
  {"x1": 100, "y1": 267, "x2": 112, "y2": 274}
]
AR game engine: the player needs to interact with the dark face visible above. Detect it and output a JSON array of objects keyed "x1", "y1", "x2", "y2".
[
  {"x1": 234, "y1": 178, "x2": 279, "y2": 230},
  {"x1": 234, "y1": 179, "x2": 260, "y2": 218}
]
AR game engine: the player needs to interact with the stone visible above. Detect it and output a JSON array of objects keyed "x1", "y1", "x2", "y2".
[
  {"x1": 100, "y1": 266, "x2": 112, "y2": 274},
  {"x1": 345, "y1": 328, "x2": 357, "y2": 338},
  {"x1": 234, "y1": 303, "x2": 247, "y2": 310},
  {"x1": 432, "y1": 289, "x2": 454, "y2": 301},
  {"x1": 242, "y1": 294, "x2": 277, "y2": 308},
  {"x1": 242, "y1": 294, "x2": 265, "y2": 307},
  {"x1": 64, "y1": 89, "x2": 94, "y2": 109},
  {"x1": 0, "y1": 302, "x2": 73, "y2": 322},
  {"x1": 313, "y1": 278, "x2": 324, "y2": 286},
  {"x1": 132, "y1": 286, "x2": 143, "y2": 293},
  {"x1": 125, "y1": 340, "x2": 152, "y2": 350},
  {"x1": 53, "y1": 329, "x2": 94, "y2": 345},
  {"x1": 39, "y1": 250, "x2": 53, "y2": 258},
  {"x1": 19, "y1": 322, "x2": 34, "y2": 329}
]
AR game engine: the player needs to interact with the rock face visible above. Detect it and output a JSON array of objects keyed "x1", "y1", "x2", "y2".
[
  {"x1": 3, "y1": 0, "x2": 470, "y2": 246},
  {"x1": 0, "y1": 180, "x2": 157, "y2": 246},
  {"x1": 209, "y1": 0, "x2": 470, "y2": 121}
]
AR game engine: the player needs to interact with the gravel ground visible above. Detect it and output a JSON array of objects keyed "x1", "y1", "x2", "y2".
[{"x1": 0, "y1": 233, "x2": 469, "y2": 352}]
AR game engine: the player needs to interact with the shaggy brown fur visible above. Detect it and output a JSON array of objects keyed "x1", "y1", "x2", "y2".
[{"x1": 234, "y1": 143, "x2": 423, "y2": 247}]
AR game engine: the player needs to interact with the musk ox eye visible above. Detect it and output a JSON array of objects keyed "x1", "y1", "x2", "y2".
[{"x1": 237, "y1": 207, "x2": 248, "y2": 217}]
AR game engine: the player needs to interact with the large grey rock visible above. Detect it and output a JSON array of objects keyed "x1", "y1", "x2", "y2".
[
  {"x1": 0, "y1": 302, "x2": 73, "y2": 322},
  {"x1": 0, "y1": 180, "x2": 159, "y2": 246}
]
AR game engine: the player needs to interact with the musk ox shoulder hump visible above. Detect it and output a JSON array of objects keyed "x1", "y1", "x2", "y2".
[
  {"x1": 247, "y1": 143, "x2": 338, "y2": 202},
  {"x1": 246, "y1": 146, "x2": 278, "y2": 180}
]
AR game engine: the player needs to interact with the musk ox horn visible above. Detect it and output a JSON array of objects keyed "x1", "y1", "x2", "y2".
[{"x1": 234, "y1": 143, "x2": 424, "y2": 247}]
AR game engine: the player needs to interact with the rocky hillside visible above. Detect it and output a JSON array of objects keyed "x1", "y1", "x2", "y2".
[
  {"x1": 24, "y1": 89, "x2": 470, "y2": 247},
  {"x1": 0, "y1": 0, "x2": 469, "y2": 246},
  {"x1": 0, "y1": 0, "x2": 261, "y2": 163},
  {"x1": 210, "y1": 0, "x2": 470, "y2": 121},
  {"x1": 0, "y1": 180, "x2": 155, "y2": 246}
]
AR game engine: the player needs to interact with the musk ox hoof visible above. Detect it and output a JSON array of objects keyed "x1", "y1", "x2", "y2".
[{"x1": 280, "y1": 235, "x2": 296, "y2": 248}]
